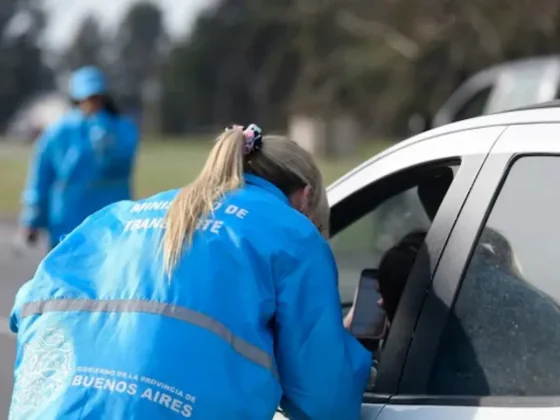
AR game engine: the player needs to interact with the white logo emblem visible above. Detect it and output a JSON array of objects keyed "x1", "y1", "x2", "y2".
[{"x1": 9, "y1": 327, "x2": 75, "y2": 419}]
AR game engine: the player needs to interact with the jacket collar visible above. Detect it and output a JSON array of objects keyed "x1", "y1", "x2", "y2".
[{"x1": 244, "y1": 173, "x2": 290, "y2": 205}]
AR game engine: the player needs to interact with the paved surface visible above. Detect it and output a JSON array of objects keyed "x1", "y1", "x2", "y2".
[{"x1": 0, "y1": 222, "x2": 45, "y2": 418}]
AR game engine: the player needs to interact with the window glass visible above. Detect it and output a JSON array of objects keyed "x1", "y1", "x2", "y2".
[
  {"x1": 487, "y1": 66, "x2": 549, "y2": 114},
  {"x1": 331, "y1": 166, "x2": 457, "y2": 305},
  {"x1": 428, "y1": 156, "x2": 560, "y2": 396},
  {"x1": 331, "y1": 187, "x2": 431, "y2": 305},
  {"x1": 452, "y1": 87, "x2": 492, "y2": 122}
]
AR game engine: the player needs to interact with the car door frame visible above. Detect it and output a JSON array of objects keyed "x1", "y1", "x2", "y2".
[
  {"x1": 326, "y1": 125, "x2": 507, "y2": 405},
  {"x1": 393, "y1": 121, "x2": 560, "y2": 409}
]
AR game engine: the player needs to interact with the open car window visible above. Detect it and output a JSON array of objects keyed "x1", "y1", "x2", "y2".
[
  {"x1": 330, "y1": 165, "x2": 458, "y2": 307},
  {"x1": 331, "y1": 187, "x2": 431, "y2": 306}
]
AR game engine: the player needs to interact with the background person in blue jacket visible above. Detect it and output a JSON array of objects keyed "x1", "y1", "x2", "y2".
[
  {"x1": 9, "y1": 124, "x2": 372, "y2": 420},
  {"x1": 18, "y1": 65, "x2": 139, "y2": 250}
]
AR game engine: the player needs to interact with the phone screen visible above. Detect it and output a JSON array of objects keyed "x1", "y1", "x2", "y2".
[{"x1": 350, "y1": 270, "x2": 387, "y2": 339}]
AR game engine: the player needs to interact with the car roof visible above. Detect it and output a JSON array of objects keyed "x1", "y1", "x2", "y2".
[
  {"x1": 503, "y1": 99, "x2": 560, "y2": 112},
  {"x1": 481, "y1": 55, "x2": 560, "y2": 75},
  {"x1": 328, "y1": 103, "x2": 560, "y2": 192}
]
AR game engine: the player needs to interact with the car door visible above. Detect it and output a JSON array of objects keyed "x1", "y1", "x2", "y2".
[
  {"x1": 381, "y1": 123, "x2": 560, "y2": 419},
  {"x1": 323, "y1": 126, "x2": 506, "y2": 418},
  {"x1": 272, "y1": 126, "x2": 504, "y2": 420}
]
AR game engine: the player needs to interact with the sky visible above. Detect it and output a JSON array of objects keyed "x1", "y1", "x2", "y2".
[{"x1": 41, "y1": 0, "x2": 214, "y2": 50}]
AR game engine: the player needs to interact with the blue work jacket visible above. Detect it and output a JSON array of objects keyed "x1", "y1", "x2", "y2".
[
  {"x1": 10, "y1": 174, "x2": 371, "y2": 419},
  {"x1": 19, "y1": 108, "x2": 138, "y2": 248}
]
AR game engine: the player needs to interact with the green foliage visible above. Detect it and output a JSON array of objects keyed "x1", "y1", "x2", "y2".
[
  {"x1": 158, "y1": 0, "x2": 560, "y2": 136},
  {"x1": 0, "y1": 1, "x2": 53, "y2": 130},
  {"x1": 64, "y1": 16, "x2": 105, "y2": 71},
  {"x1": 9, "y1": 0, "x2": 560, "y2": 140}
]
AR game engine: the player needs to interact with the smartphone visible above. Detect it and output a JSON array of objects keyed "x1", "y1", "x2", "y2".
[{"x1": 350, "y1": 269, "x2": 388, "y2": 340}]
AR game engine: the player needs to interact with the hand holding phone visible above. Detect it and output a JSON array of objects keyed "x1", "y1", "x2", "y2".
[{"x1": 349, "y1": 269, "x2": 388, "y2": 341}]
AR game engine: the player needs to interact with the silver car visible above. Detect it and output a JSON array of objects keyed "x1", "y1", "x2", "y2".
[
  {"x1": 409, "y1": 55, "x2": 560, "y2": 135},
  {"x1": 279, "y1": 101, "x2": 560, "y2": 419}
]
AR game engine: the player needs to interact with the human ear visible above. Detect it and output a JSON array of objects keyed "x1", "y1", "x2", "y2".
[{"x1": 289, "y1": 185, "x2": 313, "y2": 215}]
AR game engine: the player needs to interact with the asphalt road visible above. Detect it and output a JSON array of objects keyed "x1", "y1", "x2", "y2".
[{"x1": 0, "y1": 222, "x2": 45, "y2": 418}]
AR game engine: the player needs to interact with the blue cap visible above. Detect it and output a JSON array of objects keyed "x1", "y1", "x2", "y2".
[{"x1": 69, "y1": 66, "x2": 107, "y2": 101}]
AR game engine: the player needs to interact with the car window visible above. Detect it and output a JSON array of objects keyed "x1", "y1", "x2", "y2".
[
  {"x1": 428, "y1": 156, "x2": 560, "y2": 396},
  {"x1": 487, "y1": 65, "x2": 551, "y2": 113},
  {"x1": 331, "y1": 187, "x2": 431, "y2": 305},
  {"x1": 452, "y1": 87, "x2": 492, "y2": 122}
]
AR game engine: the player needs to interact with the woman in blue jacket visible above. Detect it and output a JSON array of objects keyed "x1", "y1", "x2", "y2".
[
  {"x1": 19, "y1": 66, "x2": 138, "y2": 249},
  {"x1": 9, "y1": 124, "x2": 372, "y2": 419}
]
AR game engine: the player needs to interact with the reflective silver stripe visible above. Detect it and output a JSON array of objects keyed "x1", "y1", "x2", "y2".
[{"x1": 22, "y1": 299, "x2": 278, "y2": 379}]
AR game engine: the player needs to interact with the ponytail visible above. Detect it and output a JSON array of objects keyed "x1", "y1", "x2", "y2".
[
  {"x1": 162, "y1": 124, "x2": 329, "y2": 277},
  {"x1": 162, "y1": 129, "x2": 246, "y2": 275}
]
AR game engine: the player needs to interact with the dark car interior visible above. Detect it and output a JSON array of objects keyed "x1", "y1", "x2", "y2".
[{"x1": 347, "y1": 167, "x2": 454, "y2": 360}]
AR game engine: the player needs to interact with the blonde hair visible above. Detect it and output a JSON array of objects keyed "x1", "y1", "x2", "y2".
[{"x1": 162, "y1": 127, "x2": 329, "y2": 275}]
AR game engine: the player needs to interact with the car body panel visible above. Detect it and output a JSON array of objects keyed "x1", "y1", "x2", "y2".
[
  {"x1": 397, "y1": 152, "x2": 513, "y2": 394},
  {"x1": 325, "y1": 108, "x2": 560, "y2": 419},
  {"x1": 491, "y1": 122, "x2": 560, "y2": 154},
  {"x1": 377, "y1": 405, "x2": 560, "y2": 420},
  {"x1": 329, "y1": 105, "x2": 560, "y2": 202},
  {"x1": 327, "y1": 126, "x2": 504, "y2": 208}
]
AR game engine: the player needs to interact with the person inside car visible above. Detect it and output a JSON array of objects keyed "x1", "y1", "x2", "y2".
[
  {"x1": 9, "y1": 124, "x2": 371, "y2": 420},
  {"x1": 344, "y1": 230, "x2": 427, "y2": 331},
  {"x1": 376, "y1": 230, "x2": 427, "y2": 323}
]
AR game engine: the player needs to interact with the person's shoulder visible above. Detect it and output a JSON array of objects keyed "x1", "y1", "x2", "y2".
[
  {"x1": 277, "y1": 204, "x2": 321, "y2": 241},
  {"x1": 78, "y1": 190, "x2": 178, "y2": 229},
  {"x1": 56, "y1": 110, "x2": 83, "y2": 127},
  {"x1": 100, "y1": 189, "x2": 178, "y2": 221},
  {"x1": 117, "y1": 114, "x2": 136, "y2": 125},
  {"x1": 231, "y1": 185, "x2": 322, "y2": 245},
  {"x1": 116, "y1": 115, "x2": 138, "y2": 130},
  {"x1": 66, "y1": 198, "x2": 135, "y2": 234},
  {"x1": 50, "y1": 190, "x2": 179, "y2": 254},
  {"x1": 39, "y1": 111, "x2": 78, "y2": 140},
  {"x1": 114, "y1": 115, "x2": 139, "y2": 141},
  {"x1": 127, "y1": 189, "x2": 178, "y2": 214}
]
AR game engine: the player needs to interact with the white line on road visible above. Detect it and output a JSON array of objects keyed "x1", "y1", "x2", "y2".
[{"x1": 0, "y1": 317, "x2": 14, "y2": 338}]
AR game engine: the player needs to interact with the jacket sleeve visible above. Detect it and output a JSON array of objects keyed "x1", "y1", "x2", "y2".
[
  {"x1": 9, "y1": 279, "x2": 34, "y2": 334},
  {"x1": 114, "y1": 117, "x2": 138, "y2": 169},
  {"x1": 102, "y1": 117, "x2": 139, "y2": 180},
  {"x1": 19, "y1": 130, "x2": 56, "y2": 229},
  {"x1": 275, "y1": 230, "x2": 372, "y2": 420}
]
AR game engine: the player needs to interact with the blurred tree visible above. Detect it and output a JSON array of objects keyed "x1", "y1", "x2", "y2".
[
  {"x1": 63, "y1": 15, "x2": 105, "y2": 71},
  {"x1": 110, "y1": 1, "x2": 168, "y2": 118},
  {"x1": 0, "y1": 0, "x2": 19, "y2": 33},
  {"x1": 160, "y1": 0, "x2": 303, "y2": 134},
  {"x1": 0, "y1": 0, "x2": 54, "y2": 130},
  {"x1": 159, "y1": 0, "x2": 560, "y2": 137}
]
